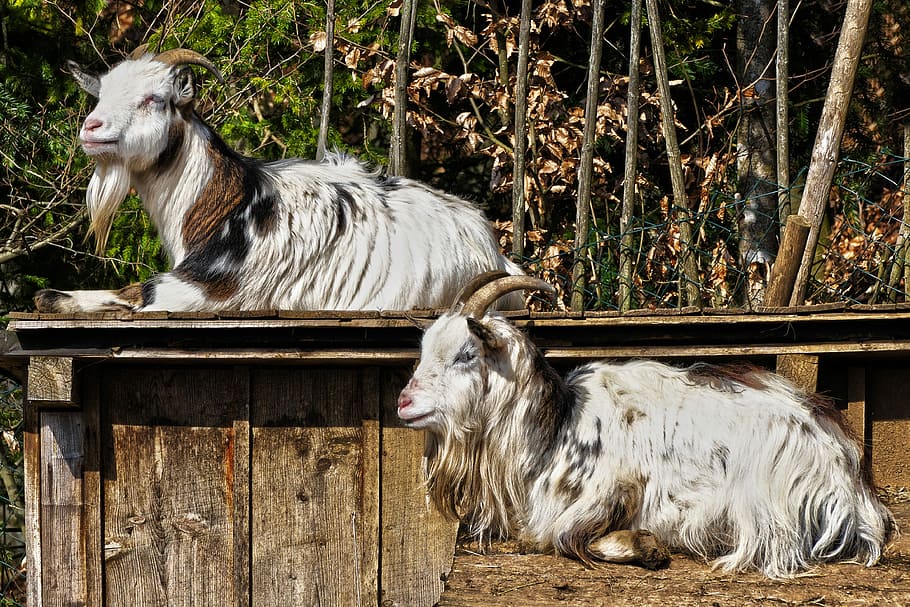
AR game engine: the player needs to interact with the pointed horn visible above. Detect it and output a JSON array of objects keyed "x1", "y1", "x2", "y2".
[
  {"x1": 449, "y1": 270, "x2": 512, "y2": 313},
  {"x1": 129, "y1": 43, "x2": 151, "y2": 60},
  {"x1": 461, "y1": 275, "x2": 555, "y2": 318},
  {"x1": 153, "y1": 48, "x2": 225, "y2": 83}
]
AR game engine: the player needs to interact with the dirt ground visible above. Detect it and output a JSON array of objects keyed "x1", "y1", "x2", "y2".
[{"x1": 437, "y1": 495, "x2": 910, "y2": 607}]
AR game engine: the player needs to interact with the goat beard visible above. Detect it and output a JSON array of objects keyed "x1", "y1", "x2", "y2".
[{"x1": 85, "y1": 161, "x2": 131, "y2": 256}]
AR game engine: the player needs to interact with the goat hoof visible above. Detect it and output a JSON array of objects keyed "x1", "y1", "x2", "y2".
[
  {"x1": 34, "y1": 289, "x2": 74, "y2": 313},
  {"x1": 634, "y1": 530, "x2": 671, "y2": 570}
]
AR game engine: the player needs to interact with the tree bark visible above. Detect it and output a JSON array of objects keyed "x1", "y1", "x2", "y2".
[
  {"x1": 790, "y1": 0, "x2": 873, "y2": 304},
  {"x1": 736, "y1": 0, "x2": 779, "y2": 305},
  {"x1": 570, "y1": 0, "x2": 606, "y2": 312},
  {"x1": 511, "y1": 0, "x2": 533, "y2": 261},
  {"x1": 315, "y1": 0, "x2": 335, "y2": 162},
  {"x1": 644, "y1": 0, "x2": 703, "y2": 308},
  {"x1": 390, "y1": 0, "x2": 417, "y2": 177},
  {"x1": 776, "y1": 0, "x2": 790, "y2": 232},
  {"x1": 619, "y1": 0, "x2": 643, "y2": 312}
]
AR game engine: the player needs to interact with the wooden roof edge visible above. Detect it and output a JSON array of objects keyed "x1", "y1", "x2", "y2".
[{"x1": 9, "y1": 301, "x2": 910, "y2": 326}]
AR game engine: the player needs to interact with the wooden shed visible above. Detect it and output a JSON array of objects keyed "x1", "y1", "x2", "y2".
[{"x1": 2, "y1": 304, "x2": 910, "y2": 606}]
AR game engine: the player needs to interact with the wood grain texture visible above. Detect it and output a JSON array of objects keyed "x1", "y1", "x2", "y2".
[
  {"x1": 250, "y1": 367, "x2": 371, "y2": 606},
  {"x1": 40, "y1": 411, "x2": 87, "y2": 606},
  {"x1": 775, "y1": 353, "x2": 819, "y2": 392},
  {"x1": 23, "y1": 400, "x2": 42, "y2": 607},
  {"x1": 379, "y1": 368, "x2": 458, "y2": 607},
  {"x1": 101, "y1": 366, "x2": 248, "y2": 607},
  {"x1": 28, "y1": 356, "x2": 78, "y2": 408}
]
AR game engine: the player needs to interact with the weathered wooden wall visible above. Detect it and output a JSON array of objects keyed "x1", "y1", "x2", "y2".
[
  {"x1": 6, "y1": 308, "x2": 910, "y2": 606},
  {"x1": 24, "y1": 361, "x2": 457, "y2": 607}
]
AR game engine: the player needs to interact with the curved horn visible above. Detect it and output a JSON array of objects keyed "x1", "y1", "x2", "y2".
[
  {"x1": 448, "y1": 270, "x2": 512, "y2": 313},
  {"x1": 461, "y1": 275, "x2": 555, "y2": 318},
  {"x1": 152, "y1": 48, "x2": 225, "y2": 83},
  {"x1": 129, "y1": 43, "x2": 151, "y2": 59}
]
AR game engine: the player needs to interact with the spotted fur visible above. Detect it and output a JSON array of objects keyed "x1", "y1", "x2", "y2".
[
  {"x1": 397, "y1": 313, "x2": 895, "y2": 578},
  {"x1": 34, "y1": 50, "x2": 522, "y2": 313}
]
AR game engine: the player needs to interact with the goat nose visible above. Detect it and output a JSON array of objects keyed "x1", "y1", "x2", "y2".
[
  {"x1": 397, "y1": 391, "x2": 413, "y2": 410},
  {"x1": 83, "y1": 117, "x2": 103, "y2": 132}
]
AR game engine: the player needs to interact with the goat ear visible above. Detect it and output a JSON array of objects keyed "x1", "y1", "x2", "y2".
[
  {"x1": 467, "y1": 317, "x2": 503, "y2": 351},
  {"x1": 173, "y1": 67, "x2": 197, "y2": 108},
  {"x1": 67, "y1": 61, "x2": 100, "y2": 97}
]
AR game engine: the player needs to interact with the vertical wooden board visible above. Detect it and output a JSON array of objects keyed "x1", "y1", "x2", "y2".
[
  {"x1": 844, "y1": 366, "x2": 870, "y2": 465},
  {"x1": 40, "y1": 411, "x2": 86, "y2": 607},
  {"x1": 22, "y1": 400, "x2": 42, "y2": 607},
  {"x1": 250, "y1": 367, "x2": 368, "y2": 606},
  {"x1": 775, "y1": 353, "x2": 819, "y2": 392},
  {"x1": 360, "y1": 369, "x2": 381, "y2": 606},
  {"x1": 379, "y1": 367, "x2": 458, "y2": 607},
  {"x1": 867, "y1": 366, "x2": 910, "y2": 487},
  {"x1": 101, "y1": 366, "x2": 249, "y2": 607}
]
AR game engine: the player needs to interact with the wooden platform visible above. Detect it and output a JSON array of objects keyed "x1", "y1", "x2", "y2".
[{"x1": 3, "y1": 305, "x2": 910, "y2": 606}]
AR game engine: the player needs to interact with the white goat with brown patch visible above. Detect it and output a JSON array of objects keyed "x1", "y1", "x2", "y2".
[
  {"x1": 397, "y1": 273, "x2": 895, "y2": 578},
  {"x1": 34, "y1": 46, "x2": 522, "y2": 313}
]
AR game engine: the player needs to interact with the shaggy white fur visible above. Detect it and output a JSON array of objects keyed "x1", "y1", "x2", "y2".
[
  {"x1": 399, "y1": 309, "x2": 895, "y2": 579},
  {"x1": 35, "y1": 50, "x2": 521, "y2": 313}
]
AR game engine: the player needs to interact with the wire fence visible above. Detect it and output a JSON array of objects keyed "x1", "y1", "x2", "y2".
[{"x1": 523, "y1": 151, "x2": 910, "y2": 311}]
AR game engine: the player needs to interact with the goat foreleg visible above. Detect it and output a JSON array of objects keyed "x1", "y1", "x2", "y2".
[{"x1": 34, "y1": 273, "x2": 210, "y2": 313}]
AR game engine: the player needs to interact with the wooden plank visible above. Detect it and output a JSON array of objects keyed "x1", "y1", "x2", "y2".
[
  {"x1": 101, "y1": 367, "x2": 248, "y2": 607},
  {"x1": 40, "y1": 411, "x2": 87, "y2": 606},
  {"x1": 379, "y1": 367, "x2": 458, "y2": 607},
  {"x1": 22, "y1": 400, "x2": 42, "y2": 607},
  {"x1": 361, "y1": 369, "x2": 381, "y2": 606},
  {"x1": 233, "y1": 413, "x2": 252, "y2": 607},
  {"x1": 81, "y1": 368, "x2": 104, "y2": 607},
  {"x1": 27, "y1": 356, "x2": 78, "y2": 408},
  {"x1": 541, "y1": 340, "x2": 910, "y2": 360},
  {"x1": 775, "y1": 353, "x2": 819, "y2": 392},
  {"x1": 250, "y1": 367, "x2": 368, "y2": 606},
  {"x1": 845, "y1": 366, "x2": 870, "y2": 465}
]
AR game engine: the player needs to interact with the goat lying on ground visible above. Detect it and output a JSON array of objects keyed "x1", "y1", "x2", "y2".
[
  {"x1": 34, "y1": 46, "x2": 522, "y2": 313},
  {"x1": 397, "y1": 272, "x2": 895, "y2": 578}
]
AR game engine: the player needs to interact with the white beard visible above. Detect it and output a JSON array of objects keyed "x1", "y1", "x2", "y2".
[{"x1": 85, "y1": 162, "x2": 131, "y2": 255}]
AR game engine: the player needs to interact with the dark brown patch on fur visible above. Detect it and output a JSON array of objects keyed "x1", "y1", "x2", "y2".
[
  {"x1": 155, "y1": 120, "x2": 185, "y2": 173},
  {"x1": 624, "y1": 407, "x2": 646, "y2": 426},
  {"x1": 182, "y1": 139, "x2": 246, "y2": 250},
  {"x1": 685, "y1": 362, "x2": 771, "y2": 392},
  {"x1": 115, "y1": 283, "x2": 145, "y2": 307}
]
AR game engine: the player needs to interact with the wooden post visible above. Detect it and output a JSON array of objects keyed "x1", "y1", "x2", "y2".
[
  {"x1": 776, "y1": 0, "x2": 791, "y2": 233},
  {"x1": 765, "y1": 214, "x2": 811, "y2": 307},
  {"x1": 789, "y1": 0, "x2": 874, "y2": 305},
  {"x1": 775, "y1": 353, "x2": 819, "y2": 393},
  {"x1": 390, "y1": 0, "x2": 417, "y2": 177},
  {"x1": 511, "y1": 0, "x2": 533, "y2": 261},
  {"x1": 315, "y1": 0, "x2": 336, "y2": 161},
  {"x1": 619, "y1": 0, "x2": 644, "y2": 312},
  {"x1": 27, "y1": 356, "x2": 78, "y2": 408},
  {"x1": 644, "y1": 0, "x2": 702, "y2": 308},
  {"x1": 571, "y1": 0, "x2": 606, "y2": 312},
  {"x1": 845, "y1": 366, "x2": 871, "y2": 465}
]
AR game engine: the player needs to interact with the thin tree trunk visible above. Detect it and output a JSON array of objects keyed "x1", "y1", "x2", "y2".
[
  {"x1": 736, "y1": 0, "x2": 778, "y2": 308},
  {"x1": 570, "y1": 0, "x2": 606, "y2": 312},
  {"x1": 789, "y1": 0, "x2": 873, "y2": 304},
  {"x1": 644, "y1": 0, "x2": 703, "y2": 308},
  {"x1": 889, "y1": 123, "x2": 910, "y2": 301},
  {"x1": 619, "y1": 0, "x2": 643, "y2": 312},
  {"x1": 390, "y1": 0, "x2": 417, "y2": 177},
  {"x1": 776, "y1": 0, "x2": 790, "y2": 232},
  {"x1": 315, "y1": 0, "x2": 335, "y2": 162},
  {"x1": 511, "y1": 0, "x2": 533, "y2": 261}
]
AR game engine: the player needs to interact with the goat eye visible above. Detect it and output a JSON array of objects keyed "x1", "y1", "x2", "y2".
[
  {"x1": 453, "y1": 347, "x2": 476, "y2": 365},
  {"x1": 141, "y1": 94, "x2": 164, "y2": 108}
]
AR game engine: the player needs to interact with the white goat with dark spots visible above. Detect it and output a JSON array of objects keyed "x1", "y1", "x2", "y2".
[
  {"x1": 34, "y1": 45, "x2": 523, "y2": 313},
  {"x1": 398, "y1": 273, "x2": 895, "y2": 578}
]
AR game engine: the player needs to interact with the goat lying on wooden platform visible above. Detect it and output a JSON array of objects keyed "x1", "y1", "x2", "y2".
[
  {"x1": 34, "y1": 46, "x2": 522, "y2": 313},
  {"x1": 397, "y1": 272, "x2": 895, "y2": 578}
]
